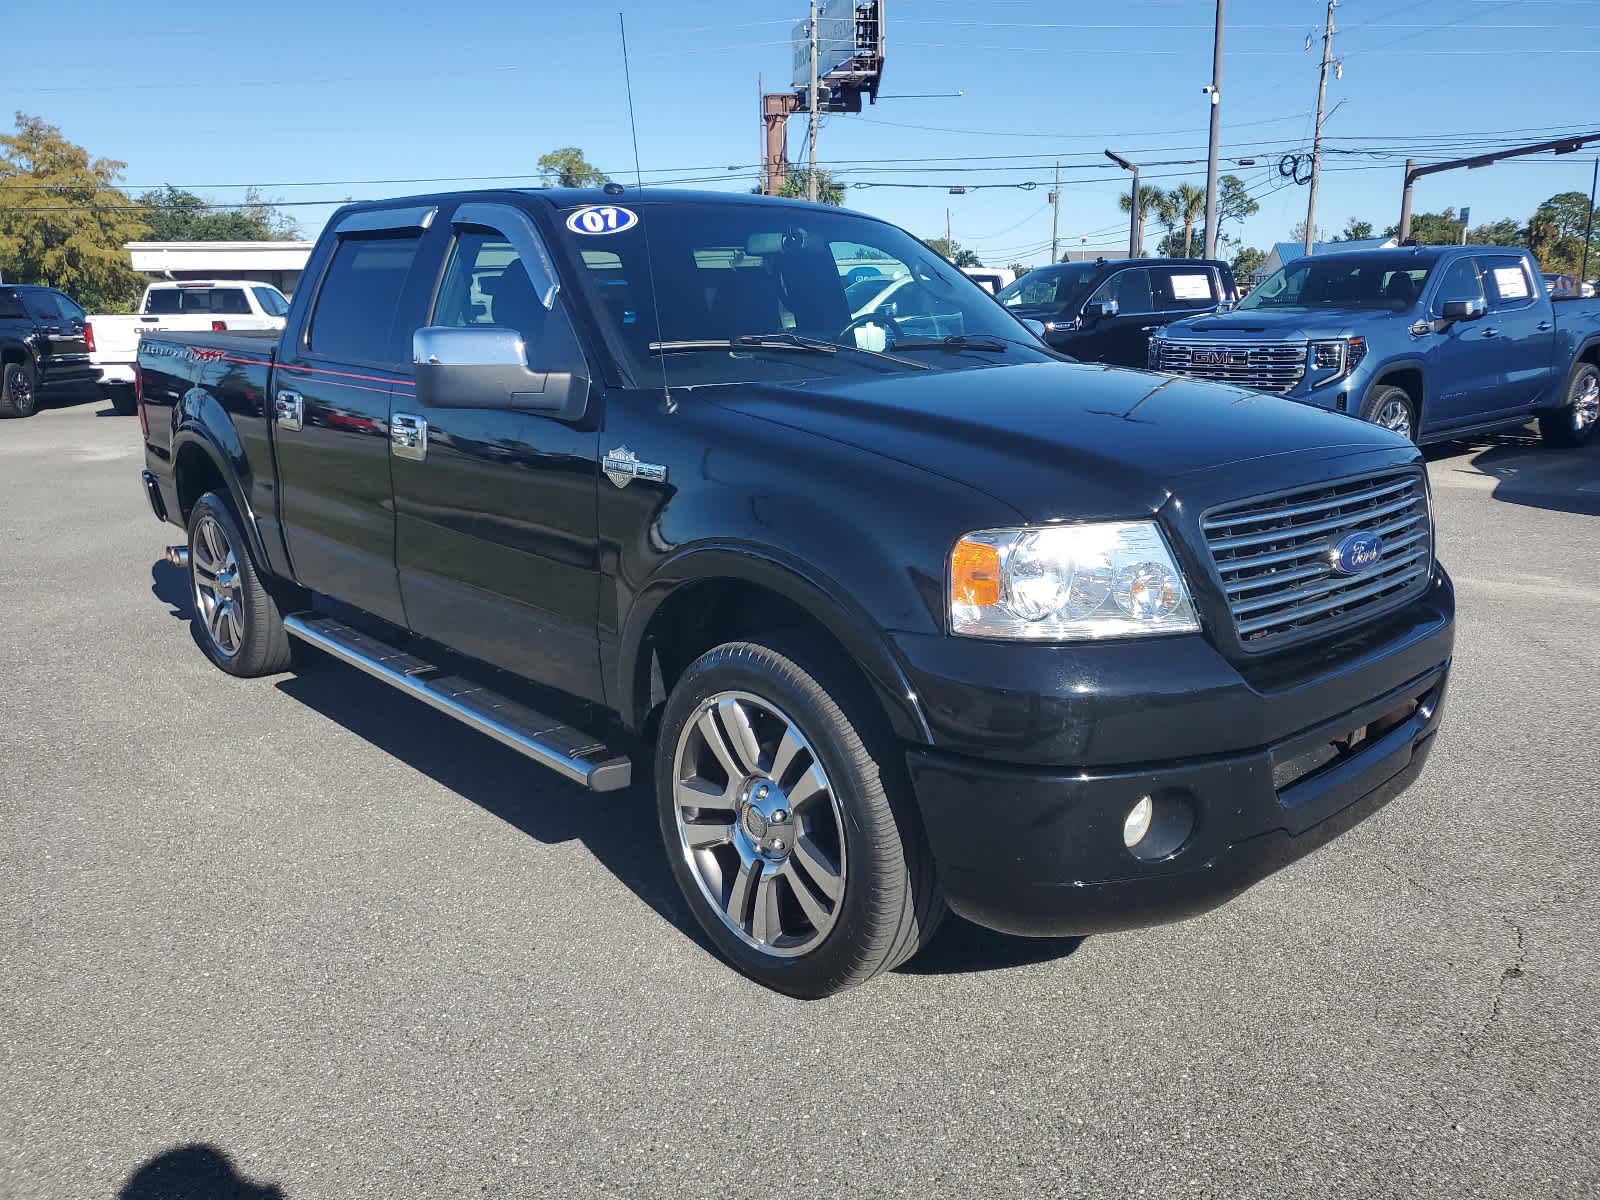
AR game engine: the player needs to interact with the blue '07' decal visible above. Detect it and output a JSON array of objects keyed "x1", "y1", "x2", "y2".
[{"x1": 565, "y1": 206, "x2": 638, "y2": 236}]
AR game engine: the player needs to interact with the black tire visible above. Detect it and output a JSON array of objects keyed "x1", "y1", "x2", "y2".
[
  {"x1": 0, "y1": 360, "x2": 39, "y2": 419},
  {"x1": 107, "y1": 384, "x2": 137, "y2": 416},
  {"x1": 1537, "y1": 361, "x2": 1599, "y2": 448},
  {"x1": 186, "y1": 491, "x2": 293, "y2": 677},
  {"x1": 654, "y1": 634, "x2": 945, "y2": 998},
  {"x1": 1360, "y1": 383, "x2": 1418, "y2": 443}
]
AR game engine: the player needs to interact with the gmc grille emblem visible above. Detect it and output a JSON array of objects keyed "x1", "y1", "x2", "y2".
[{"x1": 1193, "y1": 349, "x2": 1249, "y2": 367}]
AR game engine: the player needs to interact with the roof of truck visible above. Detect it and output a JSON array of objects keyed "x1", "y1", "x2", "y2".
[{"x1": 331, "y1": 186, "x2": 853, "y2": 220}]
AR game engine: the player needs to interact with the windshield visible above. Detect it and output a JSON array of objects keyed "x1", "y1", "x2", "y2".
[
  {"x1": 996, "y1": 263, "x2": 1098, "y2": 309},
  {"x1": 559, "y1": 200, "x2": 1052, "y2": 386},
  {"x1": 1238, "y1": 256, "x2": 1433, "y2": 312}
]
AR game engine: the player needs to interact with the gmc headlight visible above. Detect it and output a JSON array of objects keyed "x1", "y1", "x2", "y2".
[
  {"x1": 950, "y1": 522, "x2": 1200, "y2": 640},
  {"x1": 1308, "y1": 337, "x2": 1367, "y2": 387}
]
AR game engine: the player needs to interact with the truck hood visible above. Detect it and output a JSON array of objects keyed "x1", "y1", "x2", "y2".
[
  {"x1": 707, "y1": 361, "x2": 1411, "y2": 523},
  {"x1": 1168, "y1": 305, "x2": 1398, "y2": 342}
]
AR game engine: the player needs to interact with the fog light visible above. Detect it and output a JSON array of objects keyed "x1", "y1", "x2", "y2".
[{"x1": 1123, "y1": 795, "x2": 1154, "y2": 848}]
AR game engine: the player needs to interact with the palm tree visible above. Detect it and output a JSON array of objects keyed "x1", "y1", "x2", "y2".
[
  {"x1": 1117, "y1": 186, "x2": 1169, "y2": 256},
  {"x1": 1168, "y1": 183, "x2": 1208, "y2": 258}
]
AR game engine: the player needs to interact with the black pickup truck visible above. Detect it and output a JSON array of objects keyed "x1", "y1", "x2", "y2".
[
  {"x1": 0, "y1": 284, "x2": 97, "y2": 417},
  {"x1": 138, "y1": 189, "x2": 1454, "y2": 997}
]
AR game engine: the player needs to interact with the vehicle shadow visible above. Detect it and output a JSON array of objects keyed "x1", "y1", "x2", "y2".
[
  {"x1": 118, "y1": 1143, "x2": 284, "y2": 1199},
  {"x1": 150, "y1": 558, "x2": 1088, "y2": 980},
  {"x1": 1425, "y1": 427, "x2": 1600, "y2": 516}
]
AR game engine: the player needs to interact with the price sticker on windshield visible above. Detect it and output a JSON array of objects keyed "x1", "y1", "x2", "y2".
[
  {"x1": 565, "y1": 206, "x2": 639, "y2": 236},
  {"x1": 1169, "y1": 273, "x2": 1214, "y2": 301},
  {"x1": 1491, "y1": 266, "x2": 1529, "y2": 300}
]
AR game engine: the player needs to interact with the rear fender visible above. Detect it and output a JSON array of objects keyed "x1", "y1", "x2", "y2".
[{"x1": 171, "y1": 389, "x2": 274, "y2": 573}]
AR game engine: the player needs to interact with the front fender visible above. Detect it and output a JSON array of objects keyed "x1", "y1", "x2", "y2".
[{"x1": 618, "y1": 544, "x2": 934, "y2": 745}]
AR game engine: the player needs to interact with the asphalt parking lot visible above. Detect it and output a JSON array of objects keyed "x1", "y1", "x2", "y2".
[{"x1": 3, "y1": 392, "x2": 1597, "y2": 1199}]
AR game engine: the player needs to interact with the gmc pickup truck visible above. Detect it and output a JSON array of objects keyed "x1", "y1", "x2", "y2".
[
  {"x1": 91, "y1": 280, "x2": 291, "y2": 414},
  {"x1": 0, "y1": 284, "x2": 97, "y2": 418},
  {"x1": 1152, "y1": 245, "x2": 1600, "y2": 447},
  {"x1": 139, "y1": 189, "x2": 1455, "y2": 997}
]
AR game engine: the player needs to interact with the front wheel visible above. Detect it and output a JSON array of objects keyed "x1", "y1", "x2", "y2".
[
  {"x1": 186, "y1": 492, "x2": 293, "y2": 677},
  {"x1": 0, "y1": 361, "x2": 39, "y2": 418},
  {"x1": 655, "y1": 636, "x2": 944, "y2": 998},
  {"x1": 1361, "y1": 384, "x2": 1418, "y2": 443},
  {"x1": 1538, "y1": 362, "x2": 1599, "y2": 448}
]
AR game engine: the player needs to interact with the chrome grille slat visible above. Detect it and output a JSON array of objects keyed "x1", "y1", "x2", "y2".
[
  {"x1": 1202, "y1": 477, "x2": 1415, "y2": 532},
  {"x1": 1202, "y1": 469, "x2": 1433, "y2": 650},
  {"x1": 1207, "y1": 494, "x2": 1422, "y2": 554},
  {"x1": 1157, "y1": 338, "x2": 1307, "y2": 393},
  {"x1": 1230, "y1": 549, "x2": 1428, "y2": 618},
  {"x1": 1224, "y1": 530, "x2": 1430, "y2": 596},
  {"x1": 1214, "y1": 512, "x2": 1425, "y2": 576}
]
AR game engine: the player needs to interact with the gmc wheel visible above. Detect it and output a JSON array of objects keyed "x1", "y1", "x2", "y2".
[
  {"x1": 0, "y1": 361, "x2": 38, "y2": 418},
  {"x1": 1538, "y1": 361, "x2": 1599, "y2": 448}
]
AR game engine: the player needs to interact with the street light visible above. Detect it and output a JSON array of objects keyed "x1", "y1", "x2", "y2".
[{"x1": 1106, "y1": 150, "x2": 1142, "y2": 258}]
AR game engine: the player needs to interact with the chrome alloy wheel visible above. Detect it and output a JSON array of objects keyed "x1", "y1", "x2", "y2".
[
  {"x1": 1374, "y1": 394, "x2": 1414, "y2": 440},
  {"x1": 672, "y1": 691, "x2": 848, "y2": 957},
  {"x1": 191, "y1": 514, "x2": 244, "y2": 658},
  {"x1": 1573, "y1": 373, "x2": 1599, "y2": 433}
]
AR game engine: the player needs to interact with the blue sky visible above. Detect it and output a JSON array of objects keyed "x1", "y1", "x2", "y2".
[{"x1": 11, "y1": 0, "x2": 1599, "y2": 266}]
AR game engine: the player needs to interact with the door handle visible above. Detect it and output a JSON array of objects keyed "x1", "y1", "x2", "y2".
[
  {"x1": 1537, "y1": 320, "x2": 1553, "y2": 331},
  {"x1": 1140, "y1": 325, "x2": 1160, "y2": 333},
  {"x1": 391, "y1": 412, "x2": 428, "y2": 462},
  {"x1": 274, "y1": 389, "x2": 303, "y2": 431},
  {"x1": 1481, "y1": 327, "x2": 1499, "y2": 338}
]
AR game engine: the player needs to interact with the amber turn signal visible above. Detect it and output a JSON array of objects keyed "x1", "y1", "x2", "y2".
[{"x1": 951, "y1": 538, "x2": 1002, "y2": 607}]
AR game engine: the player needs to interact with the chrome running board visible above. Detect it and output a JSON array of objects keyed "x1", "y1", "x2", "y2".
[{"x1": 284, "y1": 613, "x2": 632, "y2": 792}]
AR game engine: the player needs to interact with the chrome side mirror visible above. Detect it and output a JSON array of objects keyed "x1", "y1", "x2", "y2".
[
  {"x1": 412, "y1": 326, "x2": 588, "y2": 420},
  {"x1": 1021, "y1": 318, "x2": 1048, "y2": 340},
  {"x1": 1082, "y1": 299, "x2": 1119, "y2": 321}
]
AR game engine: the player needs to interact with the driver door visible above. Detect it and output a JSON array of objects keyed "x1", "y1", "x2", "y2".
[
  {"x1": 1078, "y1": 267, "x2": 1155, "y2": 366},
  {"x1": 391, "y1": 202, "x2": 606, "y2": 704}
]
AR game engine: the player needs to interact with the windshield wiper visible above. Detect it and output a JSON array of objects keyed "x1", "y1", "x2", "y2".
[
  {"x1": 649, "y1": 332, "x2": 931, "y2": 370},
  {"x1": 889, "y1": 334, "x2": 1011, "y2": 353}
]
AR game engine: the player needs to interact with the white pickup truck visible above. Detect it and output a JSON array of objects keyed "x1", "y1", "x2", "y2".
[{"x1": 90, "y1": 280, "x2": 290, "y2": 413}]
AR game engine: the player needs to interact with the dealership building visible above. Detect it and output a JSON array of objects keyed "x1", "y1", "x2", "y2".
[{"x1": 124, "y1": 240, "x2": 316, "y2": 295}]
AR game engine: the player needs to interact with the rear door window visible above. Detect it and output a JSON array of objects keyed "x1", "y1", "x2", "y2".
[
  {"x1": 1151, "y1": 267, "x2": 1219, "y2": 312},
  {"x1": 308, "y1": 235, "x2": 423, "y2": 363},
  {"x1": 22, "y1": 291, "x2": 59, "y2": 322},
  {"x1": 251, "y1": 287, "x2": 290, "y2": 318},
  {"x1": 1483, "y1": 255, "x2": 1535, "y2": 309}
]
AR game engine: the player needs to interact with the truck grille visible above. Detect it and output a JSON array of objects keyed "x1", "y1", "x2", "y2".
[
  {"x1": 1202, "y1": 469, "x2": 1432, "y2": 650},
  {"x1": 1156, "y1": 339, "x2": 1307, "y2": 393}
]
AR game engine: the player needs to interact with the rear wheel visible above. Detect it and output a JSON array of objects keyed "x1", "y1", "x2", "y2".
[
  {"x1": 1361, "y1": 384, "x2": 1418, "y2": 443},
  {"x1": 0, "y1": 361, "x2": 38, "y2": 418},
  {"x1": 186, "y1": 492, "x2": 293, "y2": 677},
  {"x1": 655, "y1": 635, "x2": 944, "y2": 998},
  {"x1": 1538, "y1": 362, "x2": 1599, "y2": 448}
]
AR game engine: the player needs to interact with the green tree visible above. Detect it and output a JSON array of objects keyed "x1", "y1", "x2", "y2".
[
  {"x1": 537, "y1": 146, "x2": 609, "y2": 189},
  {"x1": 1384, "y1": 209, "x2": 1465, "y2": 246},
  {"x1": 776, "y1": 168, "x2": 844, "y2": 206},
  {"x1": 1466, "y1": 218, "x2": 1520, "y2": 247},
  {"x1": 1334, "y1": 218, "x2": 1374, "y2": 241},
  {"x1": 1186, "y1": 177, "x2": 1260, "y2": 259},
  {"x1": 1006, "y1": 262, "x2": 1030, "y2": 279},
  {"x1": 925, "y1": 236, "x2": 981, "y2": 267},
  {"x1": 136, "y1": 184, "x2": 299, "y2": 241},
  {"x1": 1526, "y1": 191, "x2": 1598, "y2": 274},
  {"x1": 1231, "y1": 245, "x2": 1268, "y2": 281},
  {"x1": 0, "y1": 112, "x2": 148, "y2": 310},
  {"x1": 1118, "y1": 185, "x2": 1169, "y2": 252}
]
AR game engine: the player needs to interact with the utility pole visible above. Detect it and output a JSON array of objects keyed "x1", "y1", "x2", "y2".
[
  {"x1": 1106, "y1": 151, "x2": 1141, "y2": 258},
  {"x1": 1304, "y1": 0, "x2": 1336, "y2": 255},
  {"x1": 1050, "y1": 162, "x2": 1061, "y2": 263},
  {"x1": 1583, "y1": 158, "x2": 1598, "y2": 285},
  {"x1": 1202, "y1": 0, "x2": 1225, "y2": 260},
  {"x1": 946, "y1": 207, "x2": 952, "y2": 253},
  {"x1": 806, "y1": 0, "x2": 819, "y2": 202}
]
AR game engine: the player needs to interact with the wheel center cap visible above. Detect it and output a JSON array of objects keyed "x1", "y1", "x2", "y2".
[{"x1": 739, "y1": 781, "x2": 795, "y2": 860}]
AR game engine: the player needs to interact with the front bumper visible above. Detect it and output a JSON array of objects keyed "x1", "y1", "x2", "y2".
[{"x1": 899, "y1": 572, "x2": 1455, "y2": 938}]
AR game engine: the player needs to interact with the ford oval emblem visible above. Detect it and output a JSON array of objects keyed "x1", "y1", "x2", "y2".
[{"x1": 1331, "y1": 531, "x2": 1384, "y2": 576}]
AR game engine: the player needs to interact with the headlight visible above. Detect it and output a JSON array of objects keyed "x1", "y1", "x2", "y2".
[
  {"x1": 950, "y1": 522, "x2": 1200, "y2": 640},
  {"x1": 1308, "y1": 337, "x2": 1367, "y2": 387}
]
